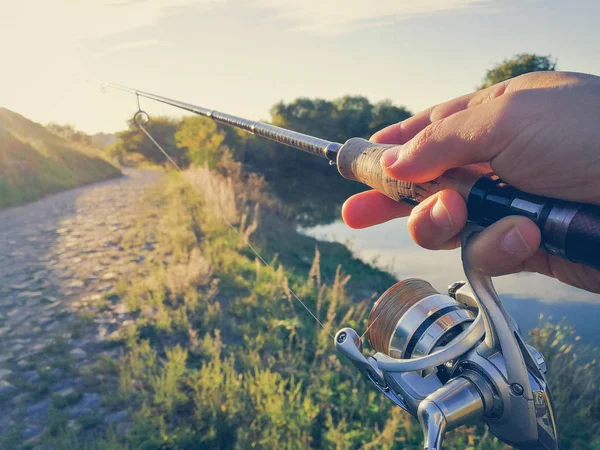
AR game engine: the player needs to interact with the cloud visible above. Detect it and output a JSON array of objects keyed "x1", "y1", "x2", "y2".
[
  {"x1": 0, "y1": 1, "x2": 215, "y2": 89},
  {"x1": 94, "y1": 39, "x2": 175, "y2": 58},
  {"x1": 250, "y1": 0, "x2": 492, "y2": 35},
  {"x1": 1, "y1": 1, "x2": 211, "y2": 47},
  {"x1": 0, "y1": 0, "x2": 494, "y2": 130},
  {"x1": 0, "y1": 0, "x2": 219, "y2": 132},
  {"x1": 0, "y1": 0, "x2": 492, "y2": 72},
  {"x1": 0, "y1": 1, "x2": 208, "y2": 76}
]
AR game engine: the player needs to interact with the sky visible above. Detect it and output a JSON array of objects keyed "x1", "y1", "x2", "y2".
[{"x1": 2, "y1": 0, "x2": 600, "y2": 134}]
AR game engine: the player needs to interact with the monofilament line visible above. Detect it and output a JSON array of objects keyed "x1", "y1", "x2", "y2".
[
  {"x1": 359, "y1": 314, "x2": 379, "y2": 345},
  {"x1": 139, "y1": 125, "x2": 182, "y2": 172},
  {"x1": 136, "y1": 121, "x2": 334, "y2": 339}
]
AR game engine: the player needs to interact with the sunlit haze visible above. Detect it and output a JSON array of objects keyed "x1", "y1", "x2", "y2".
[{"x1": 3, "y1": 0, "x2": 600, "y2": 133}]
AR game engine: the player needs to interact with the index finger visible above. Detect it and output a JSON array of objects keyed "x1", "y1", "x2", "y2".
[
  {"x1": 380, "y1": 94, "x2": 520, "y2": 183},
  {"x1": 371, "y1": 81, "x2": 509, "y2": 145}
]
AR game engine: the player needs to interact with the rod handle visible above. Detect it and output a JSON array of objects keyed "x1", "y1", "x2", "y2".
[{"x1": 336, "y1": 137, "x2": 479, "y2": 205}]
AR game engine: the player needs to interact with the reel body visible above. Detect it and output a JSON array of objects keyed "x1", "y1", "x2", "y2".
[{"x1": 335, "y1": 231, "x2": 559, "y2": 450}]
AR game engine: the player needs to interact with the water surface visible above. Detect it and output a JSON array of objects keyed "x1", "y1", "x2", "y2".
[{"x1": 303, "y1": 217, "x2": 600, "y2": 344}]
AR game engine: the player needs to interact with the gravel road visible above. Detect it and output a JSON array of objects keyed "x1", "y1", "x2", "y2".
[{"x1": 0, "y1": 168, "x2": 163, "y2": 444}]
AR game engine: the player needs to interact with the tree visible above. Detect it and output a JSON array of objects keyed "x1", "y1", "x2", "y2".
[
  {"x1": 270, "y1": 98, "x2": 338, "y2": 141},
  {"x1": 478, "y1": 53, "x2": 557, "y2": 89},
  {"x1": 46, "y1": 123, "x2": 92, "y2": 146},
  {"x1": 91, "y1": 132, "x2": 116, "y2": 150},
  {"x1": 110, "y1": 116, "x2": 185, "y2": 166},
  {"x1": 270, "y1": 96, "x2": 411, "y2": 143},
  {"x1": 370, "y1": 100, "x2": 412, "y2": 134},
  {"x1": 244, "y1": 96, "x2": 413, "y2": 226},
  {"x1": 332, "y1": 95, "x2": 374, "y2": 140},
  {"x1": 175, "y1": 116, "x2": 228, "y2": 169}
]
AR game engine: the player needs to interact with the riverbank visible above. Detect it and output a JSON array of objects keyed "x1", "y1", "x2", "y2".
[{"x1": 303, "y1": 219, "x2": 600, "y2": 345}]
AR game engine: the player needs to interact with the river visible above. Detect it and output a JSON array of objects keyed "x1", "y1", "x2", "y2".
[{"x1": 303, "y1": 216, "x2": 600, "y2": 345}]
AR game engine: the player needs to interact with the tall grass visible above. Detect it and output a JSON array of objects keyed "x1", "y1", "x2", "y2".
[
  {"x1": 531, "y1": 320, "x2": 600, "y2": 448},
  {"x1": 31, "y1": 161, "x2": 600, "y2": 450}
]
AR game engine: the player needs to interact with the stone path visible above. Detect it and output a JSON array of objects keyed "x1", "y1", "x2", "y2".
[{"x1": 0, "y1": 169, "x2": 162, "y2": 446}]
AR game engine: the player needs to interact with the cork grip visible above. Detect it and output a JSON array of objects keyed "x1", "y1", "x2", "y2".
[{"x1": 336, "y1": 138, "x2": 478, "y2": 205}]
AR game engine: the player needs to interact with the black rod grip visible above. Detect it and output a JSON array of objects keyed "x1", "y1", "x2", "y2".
[
  {"x1": 467, "y1": 175, "x2": 600, "y2": 270},
  {"x1": 564, "y1": 204, "x2": 600, "y2": 269},
  {"x1": 336, "y1": 138, "x2": 600, "y2": 271}
]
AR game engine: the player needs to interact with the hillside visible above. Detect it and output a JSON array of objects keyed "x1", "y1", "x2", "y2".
[{"x1": 0, "y1": 108, "x2": 121, "y2": 209}]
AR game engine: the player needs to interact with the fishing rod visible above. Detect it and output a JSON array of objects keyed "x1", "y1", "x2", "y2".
[
  {"x1": 99, "y1": 82, "x2": 571, "y2": 449},
  {"x1": 100, "y1": 81, "x2": 600, "y2": 272}
]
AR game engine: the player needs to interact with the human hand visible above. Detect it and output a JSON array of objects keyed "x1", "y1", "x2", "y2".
[{"x1": 342, "y1": 71, "x2": 600, "y2": 293}]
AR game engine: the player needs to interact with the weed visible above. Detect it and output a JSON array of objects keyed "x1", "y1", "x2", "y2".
[
  {"x1": 51, "y1": 391, "x2": 82, "y2": 409},
  {"x1": 72, "y1": 311, "x2": 96, "y2": 338}
]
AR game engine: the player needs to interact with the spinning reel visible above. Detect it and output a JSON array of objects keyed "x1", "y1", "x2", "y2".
[{"x1": 336, "y1": 227, "x2": 559, "y2": 450}]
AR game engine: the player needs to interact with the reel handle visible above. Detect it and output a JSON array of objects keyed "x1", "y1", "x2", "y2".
[{"x1": 336, "y1": 137, "x2": 600, "y2": 270}]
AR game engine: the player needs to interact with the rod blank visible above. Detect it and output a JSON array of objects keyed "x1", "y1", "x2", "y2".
[{"x1": 98, "y1": 82, "x2": 341, "y2": 161}]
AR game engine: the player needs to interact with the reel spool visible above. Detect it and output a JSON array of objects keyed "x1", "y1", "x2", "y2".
[
  {"x1": 335, "y1": 228, "x2": 559, "y2": 450},
  {"x1": 367, "y1": 279, "x2": 475, "y2": 362}
]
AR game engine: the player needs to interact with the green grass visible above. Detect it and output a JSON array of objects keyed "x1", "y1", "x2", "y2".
[
  {"x1": 0, "y1": 108, "x2": 121, "y2": 209},
  {"x1": 22, "y1": 163, "x2": 600, "y2": 450}
]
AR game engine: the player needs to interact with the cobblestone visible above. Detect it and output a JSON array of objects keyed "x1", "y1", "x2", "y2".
[{"x1": 0, "y1": 169, "x2": 162, "y2": 441}]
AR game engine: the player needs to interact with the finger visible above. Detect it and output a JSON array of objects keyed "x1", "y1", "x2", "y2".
[
  {"x1": 464, "y1": 216, "x2": 541, "y2": 277},
  {"x1": 523, "y1": 251, "x2": 600, "y2": 294},
  {"x1": 407, "y1": 189, "x2": 467, "y2": 250},
  {"x1": 520, "y1": 250, "x2": 555, "y2": 277},
  {"x1": 342, "y1": 190, "x2": 413, "y2": 229},
  {"x1": 370, "y1": 96, "x2": 472, "y2": 145},
  {"x1": 380, "y1": 97, "x2": 517, "y2": 183},
  {"x1": 371, "y1": 82, "x2": 509, "y2": 145}
]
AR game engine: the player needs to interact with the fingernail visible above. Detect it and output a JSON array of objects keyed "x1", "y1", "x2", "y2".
[
  {"x1": 381, "y1": 148, "x2": 399, "y2": 168},
  {"x1": 502, "y1": 226, "x2": 530, "y2": 254},
  {"x1": 430, "y1": 197, "x2": 453, "y2": 228}
]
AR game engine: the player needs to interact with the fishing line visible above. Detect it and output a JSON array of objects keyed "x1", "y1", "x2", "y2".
[
  {"x1": 366, "y1": 279, "x2": 438, "y2": 354},
  {"x1": 137, "y1": 125, "x2": 182, "y2": 171},
  {"x1": 359, "y1": 314, "x2": 379, "y2": 345},
  {"x1": 131, "y1": 103, "x2": 334, "y2": 339}
]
